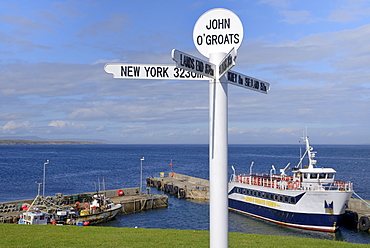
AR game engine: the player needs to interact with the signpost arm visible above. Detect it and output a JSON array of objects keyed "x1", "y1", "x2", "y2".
[{"x1": 209, "y1": 52, "x2": 228, "y2": 248}]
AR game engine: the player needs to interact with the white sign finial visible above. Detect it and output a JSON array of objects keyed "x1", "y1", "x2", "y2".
[{"x1": 193, "y1": 8, "x2": 244, "y2": 58}]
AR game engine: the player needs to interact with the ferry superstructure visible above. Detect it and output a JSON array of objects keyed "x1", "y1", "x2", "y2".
[{"x1": 228, "y1": 136, "x2": 353, "y2": 232}]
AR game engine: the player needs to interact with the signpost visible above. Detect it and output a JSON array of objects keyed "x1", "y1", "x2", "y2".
[
  {"x1": 192, "y1": 8, "x2": 245, "y2": 248},
  {"x1": 104, "y1": 8, "x2": 270, "y2": 248}
]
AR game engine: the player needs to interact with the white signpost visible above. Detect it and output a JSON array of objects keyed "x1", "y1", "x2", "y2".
[
  {"x1": 192, "y1": 8, "x2": 245, "y2": 248},
  {"x1": 104, "y1": 8, "x2": 270, "y2": 248}
]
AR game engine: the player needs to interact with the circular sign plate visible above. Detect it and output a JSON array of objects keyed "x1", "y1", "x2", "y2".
[{"x1": 193, "y1": 8, "x2": 243, "y2": 58}]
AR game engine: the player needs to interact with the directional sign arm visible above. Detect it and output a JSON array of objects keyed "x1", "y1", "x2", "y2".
[
  {"x1": 226, "y1": 70, "x2": 270, "y2": 94},
  {"x1": 171, "y1": 49, "x2": 216, "y2": 79},
  {"x1": 104, "y1": 63, "x2": 209, "y2": 80},
  {"x1": 218, "y1": 48, "x2": 236, "y2": 79}
]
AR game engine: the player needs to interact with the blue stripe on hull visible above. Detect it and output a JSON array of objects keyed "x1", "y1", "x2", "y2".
[{"x1": 229, "y1": 198, "x2": 339, "y2": 232}]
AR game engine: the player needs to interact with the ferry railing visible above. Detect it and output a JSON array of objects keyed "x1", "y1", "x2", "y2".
[{"x1": 235, "y1": 174, "x2": 352, "y2": 192}]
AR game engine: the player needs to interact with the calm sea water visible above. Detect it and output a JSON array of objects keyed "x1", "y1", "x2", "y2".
[{"x1": 0, "y1": 144, "x2": 369, "y2": 244}]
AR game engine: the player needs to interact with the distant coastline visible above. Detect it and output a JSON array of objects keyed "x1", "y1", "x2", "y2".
[{"x1": 0, "y1": 139, "x2": 105, "y2": 145}]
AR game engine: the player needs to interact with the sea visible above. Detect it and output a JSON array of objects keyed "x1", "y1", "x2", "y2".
[{"x1": 0, "y1": 144, "x2": 369, "y2": 244}]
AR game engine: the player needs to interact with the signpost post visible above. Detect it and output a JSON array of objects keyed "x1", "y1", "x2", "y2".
[
  {"x1": 104, "y1": 8, "x2": 270, "y2": 248},
  {"x1": 192, "y1": 8, "x2": 245, "y2": 248}
]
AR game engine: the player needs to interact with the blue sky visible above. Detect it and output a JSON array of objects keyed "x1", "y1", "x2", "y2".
[{"x1": 0, "y1": 0, "x2": 370, "y2": 144}]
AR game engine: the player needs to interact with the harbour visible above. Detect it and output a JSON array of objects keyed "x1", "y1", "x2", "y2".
[{"x1": 0, "y1": 144, "x2": 369, "y2": 244}]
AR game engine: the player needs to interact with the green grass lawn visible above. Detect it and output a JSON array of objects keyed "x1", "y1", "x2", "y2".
[{"x1": 0, "y1": 224, "x2": 367, "y2": 248}]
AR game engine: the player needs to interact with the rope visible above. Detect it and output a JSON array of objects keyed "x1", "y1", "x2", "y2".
[{"x1": 352, "y1": 191, "x2": 370, "y2": 209}]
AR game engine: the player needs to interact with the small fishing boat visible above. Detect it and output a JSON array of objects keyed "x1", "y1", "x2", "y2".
[
  {"x1": 18, "y1": 208, "x2": 49, "y2": 225},
  {"x1": 228, "y1": 136, "x2": 353, "y2": 232},
  {"x1": 67, "y1": 194, "x2": 122, "y2": 225},
  {"x1": 18, "y1": 195, "x2": 49, "y2": 225}
]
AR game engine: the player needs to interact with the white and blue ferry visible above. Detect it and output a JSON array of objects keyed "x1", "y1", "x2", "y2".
[{"x1": 228, "y1": 136, "x2": 353, "y2": 232}]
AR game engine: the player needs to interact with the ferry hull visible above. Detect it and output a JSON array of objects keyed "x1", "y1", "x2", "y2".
[
  {"x1": 228, "y1": 181, "x2": 352, "y2": 232},
  {"x1": 229, "y1": 198, "x2": 339, "y2": 232}
]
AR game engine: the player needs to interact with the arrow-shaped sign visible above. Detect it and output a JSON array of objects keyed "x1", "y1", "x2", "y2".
[
  {"x1": 104, "y1": 63, "x2": 209, "y2": 80},
  {"x1": 218, "y1": 48, "x2": 236, "y2": 79},
  {"x1": 172, "y1": 49, "x2": 216, "y2": 79},
  {"x1": 226, "y1": 70, "x2": 270, "y2": 94}
]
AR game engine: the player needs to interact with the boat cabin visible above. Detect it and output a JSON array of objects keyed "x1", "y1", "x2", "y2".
[
  {"x1": 18, "y1": 210, "x2": 49, "y2": 225},
  {"x1": 293, "y1": 167, "x2": 336, "y2": 184}
]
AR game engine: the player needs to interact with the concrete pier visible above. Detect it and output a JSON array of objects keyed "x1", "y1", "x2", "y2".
[
  {"x1": 347, "y1": 198, "x2": 370, "y2": 232},
  {"x1": 0, "y1": 187, "x2": 168, "y2": 224},
  {"x1": 147, "y1": 172, "x2": 209, "y2": 200}
]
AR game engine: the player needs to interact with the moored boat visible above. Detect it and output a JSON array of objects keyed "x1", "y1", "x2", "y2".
[
  {"x1": 52, "y1": 194, "x2": 122, "y2": 225},
  {"x1": 18, "y1": 209, "x2": 49, "y2": 225},
  {"x1": 228, "y1": 136, "x2": 353, "y2": 232},
  {"x1": 73, "y1": 194, "x2": 122, "y2": 225}
]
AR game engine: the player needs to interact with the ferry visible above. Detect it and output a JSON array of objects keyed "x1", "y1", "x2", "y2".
[{"x1": 228, "y1": 136, "x2": 353, "y2": 232}]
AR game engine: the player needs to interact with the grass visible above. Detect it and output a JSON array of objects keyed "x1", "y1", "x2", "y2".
[{"x1": 0, "y1": 224, "x2": 367, "y2": 248}]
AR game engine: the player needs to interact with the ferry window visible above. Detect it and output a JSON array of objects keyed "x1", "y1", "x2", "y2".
[
  {"x1": 270, "y1": 194, "x2": 274, "y2": 200},
  {"x1": 327, "y1": 174, "x2": 334, "y2": 179},
  {"x1": 284, "y1": 196, "x2": 289, "y2": 203},
  {"x1": 303, "y1": 173, "x2": 308, "y2": 179},
  {"x1": 310, "y1": 173, "x2": 317, "y2": 179},
  {"x1": 290, "y1": 197, "x2": 296, "y2": 204},
  {"x1": 257, "y1": 191, "x2": 261, "y2": 197},
  {"x1": 242, "y1": 189, "x2": 246, "y2": 194},
  {"x1": 319, "y1": 173, "x2": 326, "y2": 179},
  {"x1": 247, "y1": 189, "x2": 251, "y2": 195},
  {"x1": 274, "y1": 195, "x2": 278, "y2": 201},
  {"x1": 279, "y1": 195, "x2": 283, "y2": 202}
]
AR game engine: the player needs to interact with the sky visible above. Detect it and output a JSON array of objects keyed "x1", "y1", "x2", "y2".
[{"x1": 0, "y1": 0, "x2": 370, "y2": 144}]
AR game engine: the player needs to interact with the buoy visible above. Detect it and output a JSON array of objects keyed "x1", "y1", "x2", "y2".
[{"x1": 117, "y1": 189, "x2": 124, "y2": 196}]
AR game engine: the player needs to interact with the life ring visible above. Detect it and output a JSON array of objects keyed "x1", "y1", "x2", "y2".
[
  {"x1": 22, "y1": 204, "x2": 30, "y2": 211},
  {"x1": 84, "y1": 203, "x2": 90, "y2": 209},
  {"x1": 287, "y1": 182, "x2": 293, "y2": 189},
  {"x1": 340, "y1": 182, "x2": 345, "y2": 189},
  {"x1": 359, "y1": 216, "x2": 370, "y2": 231},
  {"x1": 293, "y1": 182, "x2": 298, "y2": 189},
  {"x1": 117, "y1": 189, "x2": 124, "y2": 196},
  {"x1": 170, "y1": 172, "x2": 174, "y2": 177}
]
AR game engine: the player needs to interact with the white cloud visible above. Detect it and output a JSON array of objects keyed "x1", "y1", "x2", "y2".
[
  {"x1": 0, "y1": 121, "x2": 35, "y2": 134},
  {"x1": 48, "y1": 120, "x2": 86, "y2": 129}
]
